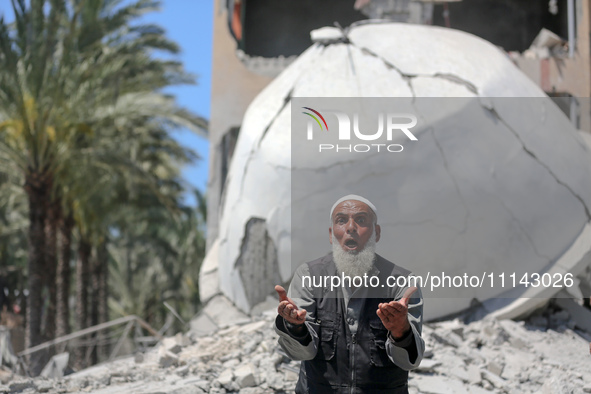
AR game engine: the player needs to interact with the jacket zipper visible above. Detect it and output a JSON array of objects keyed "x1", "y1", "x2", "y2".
[{"x1": 350, "y1": 333, "x2": 356, "y2": 394}]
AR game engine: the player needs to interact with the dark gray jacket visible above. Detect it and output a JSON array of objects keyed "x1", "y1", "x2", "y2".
[{"x1": 275, "y1": 253, "x2": 424, "y2": 393}]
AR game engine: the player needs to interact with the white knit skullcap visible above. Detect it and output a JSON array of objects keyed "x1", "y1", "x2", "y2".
[{"x1": 330, "y1": 195, "x2": 377, "y2": 221}]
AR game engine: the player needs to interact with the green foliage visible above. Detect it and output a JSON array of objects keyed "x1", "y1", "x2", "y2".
[
  {"x1": 108, "y1": 191, "x2": 206, "y2": 331},
  {"x1": 0, "y1": 0, "x2": 208, "y2": 340}
]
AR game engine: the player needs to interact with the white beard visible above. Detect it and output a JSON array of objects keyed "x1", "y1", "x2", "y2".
[{"x1": 332, "y1": 231, "x2": 376, "y2": 278}]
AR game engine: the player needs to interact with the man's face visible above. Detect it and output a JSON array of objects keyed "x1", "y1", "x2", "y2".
[{"x1": 329, "y1": 200, "x2": 380, "y2": 254}]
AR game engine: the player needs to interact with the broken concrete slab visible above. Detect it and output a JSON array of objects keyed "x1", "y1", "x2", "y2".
[
  {"x1": 188, "y1": 312, "x2": 217, "y2": 338},
  {"x1": 199, "y1": 295, "x2": 250, "y2": 329},
  {"x1": 554, "y1": 294, "x2": 591, "y2": 333}
]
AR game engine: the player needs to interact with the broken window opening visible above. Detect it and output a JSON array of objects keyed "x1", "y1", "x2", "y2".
[
  {"x1": 432, "y1": 0, "x2": 575, "y2": 53},
  {"x1": 234, "y1": 0, "x2": 366, "y2": 59}
]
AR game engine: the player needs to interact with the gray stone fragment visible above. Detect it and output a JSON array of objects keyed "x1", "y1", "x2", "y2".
[
  {"x1": 481, "y1": 369, "x2": 507, "y2": 389},
  {"x1": 238, "y1": 388, "x2": 269, "y2": 394},
  {"x1": 528, "y1": 315, "x2": 548, "y2": 327},
  {"x1": 541, "y1": 375, "x2": 572, "y2": 394},
  {"x1": 449, "y1": 367, "x2": 470, "y2": 383},
  {"x1": 202, "y1": 295, "x2": 250, "y2": 329},
  {"x1": 555, "y1": 296, "x2": 591, "y2": 332},
  {"x1": 175, "y1": 333, "x2": 192, "y2": 347},
  {"x1": 487, "y1": 360, "x2": 504, "y2": 376},
  {"x1": 216, "y1": 369, "x2": 234, "y2": 388},
  {"x1": 8, "y1": 381, "x2": 36, "y2": 393},
  {"x1": 431, "y1": 331, "x2": 462, "y2": 348},
  {"x1": 194, "y1": 380, "x2": 211, "y2": 392},
  {"x1": 161, "y1": 337, "x2": 183, "y2": 355},
  {"x1": 170, "y1": 386, "x2": 205, "y2": 394},
  {"x1": 451, "y1": 327, "x2": 464, "y2": 339},
  {"x1": 234, "y1": 363, "x2": 256, "y2": 388},
  {"x1": 189, "y1": 312, "x2": 218, "y2": 338},
  {"x1": 176, "y1": 365, "x2": 190, "y2": 377},
  {"x1": 110, "y1": 376, "x2": 127, "y2": 385},
  {"x1": 222, "y1": 358, "x2": 240, "y2": 369},
  {"x1": 158, "y1": 346, "x2": 180, "y2": 368},
  {"x1": 467, "y1": 385, "x2": 493, "y2": 394},
  {"x1": 95, "y1": 374, "x2": 110, "y2": 386},
  {"x1": 509, "y1": 336, "x2": 527, "y2": 350},
  {"x1": 416, "y1": 359, "x2": 440, "y2": 373},
  {"x1": 411, "y1": 375, "x2": 469, "y2": 394},
  {"x1": 34, "y1": 381, "x2": 53, "y2": 393},
  {"x1": 265, "y1": 372, "x2": 285, "y2": 390}
]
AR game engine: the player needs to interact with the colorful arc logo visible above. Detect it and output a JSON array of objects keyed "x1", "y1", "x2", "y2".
[{"x1": 302, "y1": 107, "x2": 329, "y2": 131}]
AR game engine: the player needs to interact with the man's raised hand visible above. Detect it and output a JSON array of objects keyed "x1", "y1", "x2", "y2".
[
  {"x1": 275, "y1": 285, "x2": 307, "y2": 325},
  {"x1": 376, "y1": 286, "x2": 417, "y2": 339}
]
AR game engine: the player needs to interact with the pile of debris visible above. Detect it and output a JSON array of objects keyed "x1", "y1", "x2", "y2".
[{"x1": 1, "y1": 300, "x2": 590, "y2": 394}]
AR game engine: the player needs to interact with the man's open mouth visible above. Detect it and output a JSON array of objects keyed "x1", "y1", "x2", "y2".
[{"x1": 344, "y1": 239, "x2": 358, "y2": 250}]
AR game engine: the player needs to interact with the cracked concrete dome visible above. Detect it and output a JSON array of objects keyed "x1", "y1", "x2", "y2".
[{"x1": 204, "y1": 23, "x2": 591, "y2": 320}]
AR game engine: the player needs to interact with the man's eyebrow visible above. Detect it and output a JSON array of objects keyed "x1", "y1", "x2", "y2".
[{"x1": 333, "y1": 212, "x2": 370, "y2": 220}]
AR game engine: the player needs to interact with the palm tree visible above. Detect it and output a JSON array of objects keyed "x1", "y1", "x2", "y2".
[
  {"x1": 0, "y1": 0, "x2": 207, "y2": 370},
  {"x1": 0, "y1": 1, "x2": 65, "y2": 352}
]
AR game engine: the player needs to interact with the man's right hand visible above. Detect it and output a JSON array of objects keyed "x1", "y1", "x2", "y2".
[{"x1": 275, "y1": 285, "x2": 307, "y2": 325}]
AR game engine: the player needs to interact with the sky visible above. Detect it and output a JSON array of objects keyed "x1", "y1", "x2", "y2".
[
  {"x1": 138, "y1": 1, "x2": 213, "y2": 199},
  {"x1": 0, "y1": 0, "x2": 213, "y2": 204}
]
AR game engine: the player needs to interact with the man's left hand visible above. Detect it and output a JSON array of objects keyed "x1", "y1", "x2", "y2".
[{"x1": 376, "y1": 286, "x2": 417, "y2": 340}]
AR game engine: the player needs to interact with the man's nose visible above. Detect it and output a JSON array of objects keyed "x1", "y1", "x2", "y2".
[{"x1": 345, "y1": 219, "x2": 357, "y2": 233}]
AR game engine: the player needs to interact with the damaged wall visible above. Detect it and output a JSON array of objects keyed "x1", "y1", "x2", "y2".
[
  {"x1": 235, "y1": 218, "x2": 281, "y2": 308},
  {"x1": 202, "y1": 22, "x2": 591, "y2": 320}
]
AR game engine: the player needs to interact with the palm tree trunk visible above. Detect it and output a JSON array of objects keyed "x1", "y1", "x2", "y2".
[
  {"x1": 97, "y1": 240, "x2": 109, "y2": 361},
  {"x1": 88, "y1": 246, "x2": 100, "y2": 365},
  {"x1": 23, "y1": 170, "x2": 50, "y2": 374},
  {"x1": 56, "y1": 213, "x2": 74, "y2": 338},
  {"x1": 44, "y1": 198, "x2": 59, "y2": 342},
  {"x1": 75, "y1": 237, "x2": 91, "y2": 369}
]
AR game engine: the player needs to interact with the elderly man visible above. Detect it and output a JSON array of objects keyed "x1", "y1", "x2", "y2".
[{"x1": 274, "y1": 195, "x2": 424, "y2": 393}]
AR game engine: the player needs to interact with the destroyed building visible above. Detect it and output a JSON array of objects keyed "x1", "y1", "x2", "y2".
[
  {"x1": 2, "y1": 2, "x2": 591, "y2": 392},
  {"x1": 203, "y1": 0, "x2": 591, "y2": 322}
]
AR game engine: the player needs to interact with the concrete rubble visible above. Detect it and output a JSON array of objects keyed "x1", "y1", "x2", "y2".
[{"x1": 1, "y1": 299, "x2": 590, "y2": 394}]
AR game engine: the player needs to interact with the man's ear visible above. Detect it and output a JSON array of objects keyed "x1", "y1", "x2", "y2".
[
  {"x1": 329, "y1": 227, "x2": 333, "y2": 244},
  {"x1": 375, "y1": 224, "x2": 381, "y2": 243}
]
